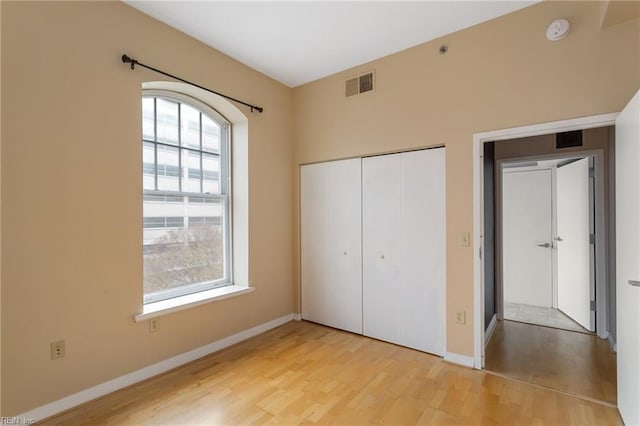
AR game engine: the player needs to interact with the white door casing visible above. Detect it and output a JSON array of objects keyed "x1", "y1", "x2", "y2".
[
  {"x1": 300, "y1": 159, "x2": 363, "y2": 334},
  {"x1": 557, "y1": 157, "x2": 594, "y2": 331},
  {"x1": 502, "y1": 169, "x2": 554, "y2": 308},
  {"x1": 615, "y1": 90, "x2": 640, "y2": 426}
]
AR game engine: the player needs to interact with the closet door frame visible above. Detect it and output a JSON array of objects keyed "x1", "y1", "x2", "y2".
[{"x1": 300, "y1": 147, "x2": 446, "y2": 356}]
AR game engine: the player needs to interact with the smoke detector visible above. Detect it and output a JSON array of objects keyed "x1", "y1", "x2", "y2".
[{"x1": 546, "y1": 19, "x2": 571, "y2": 41}]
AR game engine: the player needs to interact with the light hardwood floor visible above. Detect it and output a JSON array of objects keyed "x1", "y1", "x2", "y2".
[
  {"x1": 43, "y1": 321, "x2": 621, "y2": 425},
  {"x1": 485, "y1": 320, "x2": 616, "y2": 404}
]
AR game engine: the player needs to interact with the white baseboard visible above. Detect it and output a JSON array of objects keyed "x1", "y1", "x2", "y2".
[
  {"x1": 484, "y1": 314, "x2": 498, "y2": 345},
  {"x1": 444, "y1": 352, "x2": 475, "y2": 368},
  {"x1": 18, "y1": 313, "x2": 296, "y2": 422},
  {"x1": 607, "y1": 333, "x2": 617, "y2": 352},
  {"x1": 293, "y1": 313, "x2": 302, "y2": 321}
]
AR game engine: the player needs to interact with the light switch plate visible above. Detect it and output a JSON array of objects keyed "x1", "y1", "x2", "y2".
[{"x1": 459, "y1": 232, "x2": 471, "y2": 247}]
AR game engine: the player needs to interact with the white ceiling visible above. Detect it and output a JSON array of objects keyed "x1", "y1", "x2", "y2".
[{"x1": 125, "y1": 1, "x2": 538, "y2": 88}]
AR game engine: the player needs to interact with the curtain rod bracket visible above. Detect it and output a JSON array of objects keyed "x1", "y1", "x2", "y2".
[
  {"x1": 120, "y1": 53, "x2": 263, "y2": 113},
  {"x1": 121, "y1": 54, "x2": 137, "y2": 70}
]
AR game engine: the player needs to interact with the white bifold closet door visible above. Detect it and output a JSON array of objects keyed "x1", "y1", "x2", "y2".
[
  {"x1": 362, "y1": 148, "x2": 446, "y2": 356},
  {"x1": 300, "y1": 158, "x2": 363, "y2": 334}
]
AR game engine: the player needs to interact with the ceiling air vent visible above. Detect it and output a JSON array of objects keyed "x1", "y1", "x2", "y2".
[{"x1": 346, "y1": 71, "x2": 375, "y2": 97}]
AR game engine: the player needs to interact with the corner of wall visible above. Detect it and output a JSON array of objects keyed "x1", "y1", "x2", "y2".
[{"x1": 600, "y1": 0, "x2": 640, "y2": 28}]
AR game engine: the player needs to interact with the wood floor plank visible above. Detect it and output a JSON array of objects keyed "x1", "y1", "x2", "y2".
[
  {"x1": 41, "y1": 321, "x2": 621, "y2": 425},
  {"x1": 485, "y1": 320, "x2": 617, "y2": 404}
]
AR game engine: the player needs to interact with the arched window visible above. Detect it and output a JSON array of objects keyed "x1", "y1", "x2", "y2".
[{"x1": 142, "y1": 91, "x2": 231, "y2": 303}]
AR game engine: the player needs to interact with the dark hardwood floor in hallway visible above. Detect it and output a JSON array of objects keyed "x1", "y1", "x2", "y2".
[
  {"x1": 484, "y1": 320, "x2": 617, "y2": 405},
  {"x1": 43, "y1": 320, "x2": 621, "y2": 425}
]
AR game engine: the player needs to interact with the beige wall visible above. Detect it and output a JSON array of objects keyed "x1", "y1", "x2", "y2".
[
  {"x1": 293, "y1": 2, "x2": 639, "y2": 357},
  {"x1": 494, "y1": 127, "x2": 611, "y2": 160},
  {"x1": 1, "y1": 1, "x2": 293, "y2": 415}
]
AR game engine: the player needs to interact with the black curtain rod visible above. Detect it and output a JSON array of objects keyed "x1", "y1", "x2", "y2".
[{"x1": 121, "y1": 54, "x2": 263, "y2": 113}]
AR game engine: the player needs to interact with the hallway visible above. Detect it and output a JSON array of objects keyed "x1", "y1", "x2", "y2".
[
  {"x1": 485, "y1": 320, "x2": 616, "y2": 404},
  {"x1": 504, "y1": 302, "x2": 590, "y2": 334}
]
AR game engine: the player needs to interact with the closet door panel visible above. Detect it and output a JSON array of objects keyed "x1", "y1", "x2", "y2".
[
  {"x1": 362, "y1": 154, "x2": 403, "y2": 345},
  {"x1": 327, "y1": 159, "x2": 362, "y2": 333},
  {"x1": 399, "y1": 149, "x2": 445, "y2": 355},
  {"x1": 362, "y1": 149, "x2": 446, "y2": 355},
  {"x1": 301, "y1": 159, "x2": 362, "y2": 334},
  {"x1": 301, "y1": 163, "x2": 330, "y2": 326}
]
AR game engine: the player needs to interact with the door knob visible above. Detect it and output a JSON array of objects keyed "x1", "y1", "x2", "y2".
[
  {"x1": 629, "y1": 280, "x2": 640, "y2": 287},
  {"x1": 537, "y1": 243, "x2": 551, "y2": 248}
]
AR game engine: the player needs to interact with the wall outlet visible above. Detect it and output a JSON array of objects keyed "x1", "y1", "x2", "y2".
[
  {"x1": 149, "y1": 319, "x2": 160, "y2": 333},
  {"x1": 455, "y1": 310, "x2": 466, "y2": 325},
  {"x1": 459, "y1": 232, "x2": 471, "y2": 247},
  {"x1": 51, "y1": 340, "x2": 65, "y2": 360}
]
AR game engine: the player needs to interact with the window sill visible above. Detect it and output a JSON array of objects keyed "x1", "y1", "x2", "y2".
[{"x1": 134, "y1": 285, "x2": 255, "y2": 322}]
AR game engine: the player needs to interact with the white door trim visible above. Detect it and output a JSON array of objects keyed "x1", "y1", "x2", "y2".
[{"x1": 472, "y1": 112, "x2": 618, "y2": 369}]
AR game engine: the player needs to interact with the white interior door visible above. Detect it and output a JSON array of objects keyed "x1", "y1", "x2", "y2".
[
  {"x1": 615, "y1": 90, "x2": 640, "y2": 426},
  {"x1": 502, "y1": 169, "x2": 553, "y2": 308},
  {"x1": 301, "y1": 159, "x2": 362, "y2": 334},
  {"x1": 362, "y1": 148, "x2": 445, "y2": 356},
  {"x1": 557, "y1": 158, "x2": 594, "y2": 331}
]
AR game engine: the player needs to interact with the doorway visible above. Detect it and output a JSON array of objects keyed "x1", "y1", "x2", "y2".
[
  {"x1": 480, "y1": 127, "x2": 615, "y2": 344},
  {"x1": 473, "y1": 120, "x2": 618, "y2": 404},
  {"x1": 501, "y1": 155, "x2": 595, "y2": 334},
  {"x1": 474, "y1": 114, "x2": 619, "y2": 369}
]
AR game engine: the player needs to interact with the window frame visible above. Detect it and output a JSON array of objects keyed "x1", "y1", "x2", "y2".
[{"x1": 142, "y1": 90, "x2": 233, "y2": 305}]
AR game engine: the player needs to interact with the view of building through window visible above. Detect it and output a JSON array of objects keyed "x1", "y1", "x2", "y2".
[{"x1": 142, "y1": 93, "x2": 231, "y2": 303}]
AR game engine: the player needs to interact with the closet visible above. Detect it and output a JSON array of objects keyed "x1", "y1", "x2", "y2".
[{"x1": 300, "y1": 148, "x2": 445, "y2": 356}]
